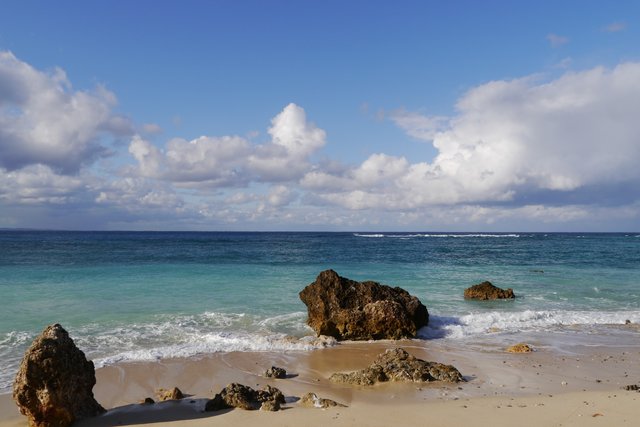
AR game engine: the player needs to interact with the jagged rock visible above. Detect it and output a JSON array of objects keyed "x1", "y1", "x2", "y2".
[
  {"x1": 155, "y1": 387, "x2": 184, "y2": 401},
  {"x1": 260, "y1": 399, "x2": 281, "y2": 411},
  {"x1": 299, "y1": 392, "x2": 347, "y2": 408},
  {"x1": 12, "y1": 324, "x2": 105, "y2": 427},
  {"x1": 330, "y1": 348, "x2": 463, "y2": 386},
  {"x1": 204, "y1": 383, "x2": 285, "y2": 412},
  {"x1": 265, "y1": 366, "x2": 287, "y2": 379},
  {"x1": 464, "y1": 281, "x2": 515, "y2": 300},
  {"x1": 204, "y1": 393, "x2": 229, "y2": 412},
  {"x1": 299, "y1": 270, "x2": 429, "y2": 340},
  {"x1": 506, "y1": 343, "x2": 533, "y2": 353}
]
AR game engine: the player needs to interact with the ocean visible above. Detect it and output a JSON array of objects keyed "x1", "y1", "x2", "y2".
[{"x1": 1, "y1": 231, "x2": 639, "y2": 393}]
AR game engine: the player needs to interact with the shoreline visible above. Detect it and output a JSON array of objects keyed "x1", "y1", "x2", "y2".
[{"x1": 3, "y1": 336, "x2": 639, "y2": 426}]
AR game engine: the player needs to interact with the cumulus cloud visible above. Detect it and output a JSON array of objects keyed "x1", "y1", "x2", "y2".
[
  {"x1": 390, "y1": 109, "x2": 448, "y2": 141},
  {"x1": 0, "y1": 51, "x2": 129, "y2": 173},
  {"x1": 128, "y1": 103, "x2": 326, "y2": 186},
  {"x1": 305, "y1": 63, "x2": 640, "y2": 212},
  {"x1": 0, "y1": 164, "x2": 85, "y2": 204}
]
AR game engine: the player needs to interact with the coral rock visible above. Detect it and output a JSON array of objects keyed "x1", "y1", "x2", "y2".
[
  {"x1": 464, "y1": 281, "x2": 515, "y2": 300},
  {"x1": 299, "y1": 392, "x2": 347, "y2": 408},
  {"x1": 205, "y1": 383, "x2": 285, "y2": 412},
  {"x1": 299, "y1": 270, "x2": 429, "y2": 340},
  {"x1": 264, "y1": 366, "x2": 287, "y2": 379},
  {"x1": 12, "y1": 324, "x2": 105, "y2": 427},
  {"x1": 155, "y1": 387, "x2": 184, "y2": 401},
  {"x1": 330, "y1": 348, "x2": 463, "y2": 386},
  {"x1": 506, "y1": 343, "x2": 533, "y2": 353}
]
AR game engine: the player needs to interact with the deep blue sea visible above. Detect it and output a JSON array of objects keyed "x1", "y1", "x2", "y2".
[{"x1": 1, "y1": 231, "x2": 639, "y2": 392}]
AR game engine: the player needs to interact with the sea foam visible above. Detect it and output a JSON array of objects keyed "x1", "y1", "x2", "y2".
[{"x1": 419, "y1": 310, "x2": 640, "y2": 340}]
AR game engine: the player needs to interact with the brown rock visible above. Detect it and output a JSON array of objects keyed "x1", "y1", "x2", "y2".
[
  {"x1": 264, "y1": 366, "x2": 287, "y2": 379},
  {"x1": 155, "y1": 387, "x2": 184, "y2": 401},
  {"x1": 330, "y1": 348, "x2": 463, "y2": 386},
  {"x1": 141, "y1": 397, "x2": 155, "y2": 405},
  {"x1": 464, "y1": 281, "x2": 515, "y2": 300},
  {"x1": 205, "y1": 383, "x2": 285, "y2": 412},
  {"x1": 299, "y1": 270, "x2": 429, "y2": 340},
  {"x1": 506, "y1": 343, "x2": 533, "y2": 353},
  {"x1": 12, "y1": 324, "x2": 105, "y2": 427},
  {"x1": 299, "y1": 392, "x2": 347, "y2": 408}
]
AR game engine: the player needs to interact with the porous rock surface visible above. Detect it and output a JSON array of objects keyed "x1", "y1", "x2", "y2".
[
  {"x1": 264, "y1": 366, "x2": 287, "y2": 379},
  {"x1": 330, "y1": 348, "x2": 463, "y2": 386},
  {"x1": 155, "y1": 387, "x2": 184, "y2": 401},
  {"x1": 299, "y1": 392, "x2": 347, "y2": 408},
  {"x1": 506, "y1": 343, "x2": 533, "y2": 353},
  {"x1": 205, "y1": 383, "x2": 285, "y2": 412},
  {"x1": 13, "y1": 324, "x2": 105, "y2": 427},
  {"x1": 299, "y1": 270, "x2": 429, "y2": 340},
  {"x1": 464, "y1": 281, "x2": 515, "y2": 300}
]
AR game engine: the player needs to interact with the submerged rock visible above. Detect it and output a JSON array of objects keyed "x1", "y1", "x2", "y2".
[
  {"x1": 155, "y1": 387, "x2": 184, "y2": 401},
  {"x1": 264, "y1": 366, "x2": 287, "y2": 379},
  {"x1": 13, "y1": 324, "x2": 105, "y2": 427},
  {"x1": 299, "y1": 269, "x2": 429, "y2": 340},
  {"x1": 464, "y1": 281, "x2": 515, "y2": 300},
  {"x1": 506, "y1": 343, "x2": 533, "y2": 353},
  {"x1": 204, "y1": 383, "x2": 285, "y2": 412},
  {"x1": 299, "y1": 392, "x2": 347, "y2": 408},
  {"x1": 330, "y1": 348, "x2": 463, "y2": 386}
]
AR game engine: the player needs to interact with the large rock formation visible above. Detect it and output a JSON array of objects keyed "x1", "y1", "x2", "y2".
[
  {"x1": 13, "y1": 324, "x2": 105, "y2": 427},
  {"x1": 464, "y1": 281, "x2": 515, "y2": 300},
  {"x1": 299, "y1": 270, "x2": 429, "y2": 340},
  {"x1": 205, "y1": 383, "x2": 285, "y2": 412},
  {"x1": 330, "y1": 348, "x2": 463, "y2": 386}
]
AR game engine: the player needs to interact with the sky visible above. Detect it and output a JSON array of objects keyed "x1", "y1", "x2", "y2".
[{"x1": 0, "y1": 0, "x2": 639, "y2": 231}]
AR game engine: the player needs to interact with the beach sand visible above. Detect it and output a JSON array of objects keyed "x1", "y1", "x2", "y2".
[{"x1": 2, "y1": 338, "x2": 639, "y2": 426}]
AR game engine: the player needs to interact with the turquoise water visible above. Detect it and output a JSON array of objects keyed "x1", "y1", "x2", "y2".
[{"x1": 1, "y1": 231, "x2": 639, "y2": 392}]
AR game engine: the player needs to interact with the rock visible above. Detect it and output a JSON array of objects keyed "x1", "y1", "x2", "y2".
[
  {"x1": 265, "y1": 366, "x2": 287, "y2": 379},
  {"x1": 623, "y1": 384, "x2": 639, "y2": 391},
  {"x1": 12, "y1": 324, "x2": 105, "y2": 427},
  {"x1": 300, "y1": 392, "x2": 347, "y2": 408},
  {"x1": 464, "y1": 281, "x2": 515, "y2": 300},
  {"x1": 299, "y1": 270, "x2": 429, "y2": 340},
  {"x1": 257, "y1": 385, "x2": 286, "y2": 405},
  {"x1": 141, "y1": 397, "x2": 155, "y2": 405},
  {"x1": 260, "y1": 399, "x2": 281, "y2": 411},
  {"x1": 330, "y1": 348, "x2": 463, "y2": 386},
  {"x1": 155, "y1": 387, "x2": 184, "y2": 401},
  {"x1": 205, "y1": 383, "x2": 285, "y2": 412},
  {"x1": 204, "y1": 393, "x2": 229, "y2": 412},
  {"x1": 506, "y1": 343, "x2": 533, "y2": 353}
]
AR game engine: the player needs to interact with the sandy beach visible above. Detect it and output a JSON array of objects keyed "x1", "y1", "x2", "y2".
[{"x1": 2, "y1": 335, "x2": 638, "y2": 427}]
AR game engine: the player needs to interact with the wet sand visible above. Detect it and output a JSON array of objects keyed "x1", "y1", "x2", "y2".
[{"x1": 2, "y1": 336, "x2": 639, "y2": 426}]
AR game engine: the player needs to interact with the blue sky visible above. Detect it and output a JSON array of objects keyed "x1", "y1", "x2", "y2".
[{"x1": 1, "y1": 1, "x2": 639, "y2": 231}]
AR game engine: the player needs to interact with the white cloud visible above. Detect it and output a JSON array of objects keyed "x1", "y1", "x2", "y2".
[
  {"x1": 390, "y1": 109, "x2": 448, "y2": 141},
  {"x1": 141, "y1": 123, "x2": 163, "y2": 135},
  {"x1": 0, "y1": 164, "x2": 85, "y2": 204},
  {"x1": 128, "y1": 103, "x2": 325, "y2": 186},
  {"x1": 306, "y1": 63, "x2": 640, "y2": 212},
  {"x1": 0, "y1": 51, "x2": 129, "y2": 173},
  {"x1": 248, "y1": 103, "x2": 326, "y2": 181}
]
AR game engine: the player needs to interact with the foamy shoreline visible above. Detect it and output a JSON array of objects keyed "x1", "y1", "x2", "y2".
[{"x1": 2, "y1": 336, "x2": 639, "y2": 426}]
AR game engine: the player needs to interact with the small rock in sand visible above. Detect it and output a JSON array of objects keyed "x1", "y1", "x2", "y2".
[
  {"x1": 264, "y1": 366, "x2": 287, "y2": 379},
  {"x1": 506, "y1": 343, "x2": 533, "y2": 353},
  {"x1": 155, "y1": 387, "x2": 184, "y2": 401},
  {"x1": 300, "y1": 393, "x2": 347, "y2": 409}
]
